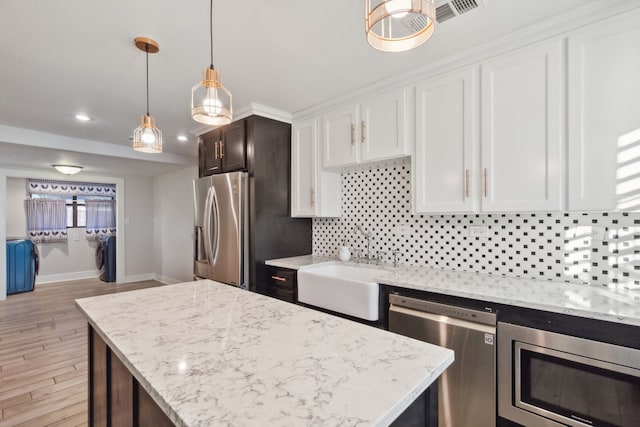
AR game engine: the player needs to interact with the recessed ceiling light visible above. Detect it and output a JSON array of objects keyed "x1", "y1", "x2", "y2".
[
  {"x1": 177, "y1": 135, "x2": 188, "y2": 142},
  {"x1": 75, "y1": 113, "x2": 91, "y2": 122}
]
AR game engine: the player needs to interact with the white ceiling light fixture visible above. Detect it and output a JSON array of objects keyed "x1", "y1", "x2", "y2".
[
  {"x1": 191, "y1": 0, "x2": 232, "y2": 126},
  {"x1": 75, "y1": 113, "x2": 91, "y2": 122},
  {"x1": 177, "y1": 135, "x2": 188, "y2": 142},
  {"x1": 365, "y1": 0, "x2": 436, "y2": 52},
  {"x1": 53, "y1": 165, "x2": 83, "y2": 175},
  {"x1": 132, "y1": 37, "x2": 163, "y2": 154}
]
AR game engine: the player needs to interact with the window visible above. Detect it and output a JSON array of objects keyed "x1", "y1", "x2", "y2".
[
  {"x1": 66, "y1": 196, "x2": 85, "y2": 228},
  {"x1": 31, "y1": 194, "x2": 112, "y2": 229}
]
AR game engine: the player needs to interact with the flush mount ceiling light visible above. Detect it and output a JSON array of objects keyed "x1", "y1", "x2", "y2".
[
  {"x1": 132, "y1": 37, "x2": 162, "y2": 153},
  {"x1": 53, "y1": 165, "x2": 83, "y2": 175},
  {"x1": 191, "y1": 0, "x2": 232, "y2": 126},
  {"x1": 75, "y1": 113, "x2": 91, "y2": 122},
  {"x1": 365, "y1": 0, "x2": 436, "y2": 52}
]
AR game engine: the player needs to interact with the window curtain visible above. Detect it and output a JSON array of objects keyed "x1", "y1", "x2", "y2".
[
  {"x1": 85, "y1": 199, "x2": 116, "y2": 240},
  {"x1": 25, "y1": 198, "x2": 68, "y2": 243}
]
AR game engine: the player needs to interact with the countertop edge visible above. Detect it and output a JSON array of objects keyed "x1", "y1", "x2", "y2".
[
  {"x1": 75, "y1": 299, "x2": 187, "y2": 427},
  {"x1": 374, "y1": 351, "x2": 455, "y2": 426}
]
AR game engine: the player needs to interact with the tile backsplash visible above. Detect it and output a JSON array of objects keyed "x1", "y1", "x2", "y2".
[{"x1": 313, "y1": 159, "x2": 640, "y2": 289}]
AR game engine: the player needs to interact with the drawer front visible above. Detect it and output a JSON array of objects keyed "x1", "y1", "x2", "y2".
[{"x1": 266, "y1": 269, "x2": 296, "y2": 290}]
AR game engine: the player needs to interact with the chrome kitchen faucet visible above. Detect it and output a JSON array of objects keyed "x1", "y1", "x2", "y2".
[{"x1": 354, "y1": 224, "x2": 373, "y2": 263}]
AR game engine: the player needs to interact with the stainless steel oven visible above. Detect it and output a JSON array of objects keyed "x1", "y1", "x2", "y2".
[{"x1": 498, "y1": 322, "x2": 640, "y2": 427}]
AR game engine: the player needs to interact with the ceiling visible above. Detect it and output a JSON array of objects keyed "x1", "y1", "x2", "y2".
[{"x1": 0, "y1": 0, "x2": 628, "y2": 177}]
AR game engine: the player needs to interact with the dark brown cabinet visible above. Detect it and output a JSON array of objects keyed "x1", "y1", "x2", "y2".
[
  {"x1": 260, "y1": 264, "x2": 297, "y2": 303},
  {"x1": 89, "y1": 326, "x2": 174, "y2": 427},
  {"x1": 199, "y1": 120, "x2": 246, "y2": 176}
]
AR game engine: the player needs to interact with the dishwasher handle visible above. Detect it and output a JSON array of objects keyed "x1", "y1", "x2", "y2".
[
  {"x1": 389, "y1": 294, "x2": 497, "y2": 326},
  {"x1": 390, "y1": 304, "x2": 497, "y2": 335}
]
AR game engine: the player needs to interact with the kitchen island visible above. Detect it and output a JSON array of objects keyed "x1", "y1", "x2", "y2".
[{"x1": 76, "y1": 279, "x2": 453, "y2": 426}]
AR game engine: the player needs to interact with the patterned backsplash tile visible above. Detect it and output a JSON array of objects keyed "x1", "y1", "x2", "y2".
[{"x1": 313, "y1": 159, "x2": 640, "y2": 289}]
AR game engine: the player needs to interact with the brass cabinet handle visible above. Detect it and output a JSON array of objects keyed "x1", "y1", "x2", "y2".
[
  {"x1": 271, "y1": 276, "x2": 287, "y2": 282},
  {"x1": 220, "y1": 140, "x2": 224, "y2": 158},
  {"x1": 310, "y1": 188, "x2": 315, "y2": 208},
  {"x1": 214, "y1": 142, "x2": 219, "y2": 159},
  {"x1": 350, "y1": 124, "x2": 355, "y2": 145},
  {"x1": 361, "y1": 121, "x2": 365, "y2": 144},
  {"x1": 465, "y1": 169, "x2": 470, "y2": 198},
  {"x1": 483, "y1": 168, "x2": 488, "y2": 197}
]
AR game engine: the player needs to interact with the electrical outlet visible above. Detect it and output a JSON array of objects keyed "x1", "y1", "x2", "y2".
[
  {"x1": 469, "y1": 225, "x2": 489, "y2": 238},
  {"x1": 569, "y1": 225, "x2": 606, "y2": 241},
  {"x1": 393, "y1": 225, "x2": 411, "y2": 236}
]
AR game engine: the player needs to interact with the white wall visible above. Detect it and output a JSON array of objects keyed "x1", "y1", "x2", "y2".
[
  {"x1": 152, "y1": 166, "x2": 197, "y2": 284},
  {"x1": 124, "y1": 176, "x2": 154, "y2": 282},
  {"x1": 6, "y1": 178, "x2": 26, "y2": 238}
]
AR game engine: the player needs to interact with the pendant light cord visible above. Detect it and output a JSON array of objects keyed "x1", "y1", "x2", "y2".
[
  {"x1": 145, "y1": 44, "x2": 150, "y2": 116},
  {"x1": 209, "y1": 0, "x2": 214, "y2": 69}
]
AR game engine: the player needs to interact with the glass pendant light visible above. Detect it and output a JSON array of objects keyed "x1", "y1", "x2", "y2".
[
  {"x1": 191, "y1": 0, "x2": 232, "y2": 126},
  {"x1": 132, "y1": 37, "x2": 163, "y2": 153},
  {"x1": 365, "y1": 0, "x2": 436, "y2": 53}
]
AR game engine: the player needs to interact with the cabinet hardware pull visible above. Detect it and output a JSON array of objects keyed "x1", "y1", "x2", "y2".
[
  {"x1": 361, "y1": 121, "x2": 365, "y2": 144},
  {"x1": 220, "y1": 141, "x2": 224, "y2": 158},
  {"x1": 310, "y1": 188, "x2": 315, "y2": 207},
  {"x1": 465, "y1": 169, "x2": 470, "y2": 198},
  {"x1": 483, "y1": 168, "x2": 488, "y2": 197},
  {"x1": 350, "y1": 124, "x2": 355, "y2": 145},
  {"x1": 271, "y1": 276, "x2": 287, "y2": 282},
  {"x1": 214, "y1": 142, "x2": 219, "y2": 159}
]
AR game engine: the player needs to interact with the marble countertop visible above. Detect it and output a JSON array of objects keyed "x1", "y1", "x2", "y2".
[
  {"x1": 76, "y1": 280, "x2": 454, "y2": 427},
  {"x1": 266, "y1": 256, "x2": 640, "y2": 327}
]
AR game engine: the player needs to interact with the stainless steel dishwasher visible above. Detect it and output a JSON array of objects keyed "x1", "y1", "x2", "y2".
[{"x1": 388, "y1": 294, "x2": 497, "y2": 427}]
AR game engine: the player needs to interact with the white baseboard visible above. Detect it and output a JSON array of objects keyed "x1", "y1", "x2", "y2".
[
  {"x1": 124, "y1": 273, "x2": 155, "y2": 283},
  {"x1": 36, "y1": 270, "x2": 101, "y2": 285},
  {"x1": 152, "y1": 273, "x2": 191, "y2": 285},
  {"x1": 35, "y1": 271, "x2": 189, "y2": 286}
]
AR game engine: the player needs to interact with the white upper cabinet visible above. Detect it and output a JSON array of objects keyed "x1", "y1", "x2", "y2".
[
  {"x1": 360, "y1": 89, "x2": 409, "y2": 163},
  {"x1": 567, "y1": 11, "x2": 640, "y2": 211},
  {"x1": 322, "y1": 105, "x2": 359, "y2": 168},
  {"x1": 413, "y1": 67, "x2": 477, "y2": 213},
  {"x1": 291, "y1": 118, "x2": 341, "y2": 218},
  {"x1": 480, "y1": 40, "x2": 564, "y2": 212},
  {"x1": 322, "y1": 89, "x2": 409, "y2": 169}
]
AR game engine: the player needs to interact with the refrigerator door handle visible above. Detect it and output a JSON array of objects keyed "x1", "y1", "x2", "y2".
[
  {"x1": 203, "y1": 187, "x2": 214, "y2": 269},
  {"x1": 210, "y1": 185, "x2": 221, "y2": 265}
]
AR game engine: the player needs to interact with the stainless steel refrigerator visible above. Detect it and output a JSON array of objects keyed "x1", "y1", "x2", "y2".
[{"x1": 193, "y1": 172, "x2": 248, "y2": 288}]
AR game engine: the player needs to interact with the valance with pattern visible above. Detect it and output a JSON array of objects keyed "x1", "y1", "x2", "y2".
[{"x1": 28, "y1": 179, "x2": 116, "y2": 197}]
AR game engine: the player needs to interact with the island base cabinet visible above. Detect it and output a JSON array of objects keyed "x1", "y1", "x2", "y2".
[
  {"x1": 89, "y1": 326, "x2": 174, "y2": 427},
  {"x1": 390, "y1": 388, "x2": 437, "y2": 427}
]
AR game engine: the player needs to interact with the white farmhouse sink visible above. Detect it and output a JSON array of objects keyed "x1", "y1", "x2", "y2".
[{"x1": 297, "y1": 264, "x2": 387, "y2": 321}]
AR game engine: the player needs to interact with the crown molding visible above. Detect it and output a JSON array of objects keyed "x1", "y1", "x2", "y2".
[{"x1": 293, "y1": 0, "x2": 640, "y2": 121}]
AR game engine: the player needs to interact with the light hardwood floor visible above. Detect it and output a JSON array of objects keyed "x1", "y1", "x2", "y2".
[{"x1": 0, "y1": 278, "x2": 163, "y2": 426}]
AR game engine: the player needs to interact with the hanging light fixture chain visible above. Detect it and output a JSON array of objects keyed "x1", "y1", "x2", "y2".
[
  {"x1": 209, "y1": 0, "x2": 214, "y2": 69},
  {"x1": 145, "y1": 44, "x2": 150, "y2": 116}
]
